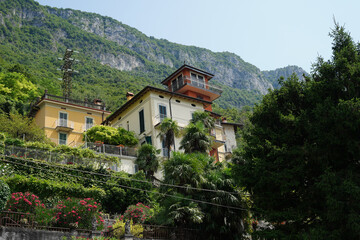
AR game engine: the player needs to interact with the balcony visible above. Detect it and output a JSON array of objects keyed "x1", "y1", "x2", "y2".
[
  {"x1": 55, "y1": 119, "x2": 74, "y2": 132},
  {"x1": 172, "y1": 76, "x2": 222, "y2": 100}
]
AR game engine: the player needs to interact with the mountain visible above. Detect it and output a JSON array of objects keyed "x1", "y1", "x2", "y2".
[
  {"x1": 0, "y1": 0, "x2": 307, "y2": 111},
  {"x1": 262, "y1": 66, "x2": 308, "y2": 89}
]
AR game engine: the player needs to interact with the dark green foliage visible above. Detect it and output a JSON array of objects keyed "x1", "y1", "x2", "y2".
[
  {"x1": 157, "y1": 118, "x2": 181, "y2": 158},
  {"x1": 3, "y1": 174, "x2": 106, "y2": 202},
  {"x1": 180, "y1": 122, "x2": 212, "y2": 154},
  {"x1": 159, "y1": 152, "x2": 249, "y2": 239},
  {"x1": 135, "y1": 144, "x2": 160, "y2": 179},
  {"x1": 233, "y1": 24, "x2": 360, "y2": 239},
  {"x1": 2, "y1": 156, "x2": 153, "y2": 214},
  {"x1": 190, "y1": 111, "x2": 215, "y2": 130},
  {"x1": 0, "y1": 179, "x2": 10, "y2": 211}
]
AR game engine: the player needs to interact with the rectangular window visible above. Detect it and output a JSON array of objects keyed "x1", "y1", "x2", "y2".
[
  {"x1": 59, "y1": 112, "x2": 68, "y2": 127},
  {"x1": 191, "y1": 73, "x2": 198, "y2": 87},
  {"x1": 178, "y1": 75, "x2": 183, "y2": 86},
  {"x1": 85, "y1": 117, "x2": 93, "y2": 130},
  {"x1": 159, "y1": 105, "x2": 167, "y2": 122},
  {"x1": 190, "y1": 72, "x2": 205, "y2": 88},
  {"x1": 145, "y1": 136, "x2": 152, "y2": 145},
  {"x1": 172, "y1": 75, "x2": 183, "y2": 92},
  {"x1": 59, "y1": 133, "x2": 67, "y2": 145},
  {"x1": 172, "y1": 79, "x2": 178, "y2": 91},
  {"x1": 139, "y1": 110, "x2": 145, "y2": 133},
  {"x1": 198, "y1": 75, "x2": 204, "y2": 88}
]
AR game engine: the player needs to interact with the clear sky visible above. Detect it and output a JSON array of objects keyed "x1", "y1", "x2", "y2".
[{"x1": 35, "y1": 0, "x2": 360, "y2": 73}]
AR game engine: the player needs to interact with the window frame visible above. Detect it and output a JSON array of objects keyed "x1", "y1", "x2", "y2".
[
  {"x1": 139, "y1": 109, "x2": 145, "y2": 134},
  {"x1": 59, "y1": 132, "x2": 67, "y2": 145},
  {"x1": 158, "y1": 104, "x2": 167, "y2": 122},
  {"x1": 85, "y1": 116, "x2": 94, "y2": 131},
  {"x1": 59, "y1": 111, "x2": 68, "y2": 127}
]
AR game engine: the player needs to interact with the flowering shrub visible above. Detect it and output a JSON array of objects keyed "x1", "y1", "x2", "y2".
[
  {"x1": 53, "y1": 197, "x2": 104, "y2": 230},
  {"x1": 6, "y1": 192, "x2": 44, "y2": 214},
  {"x1": 120, "y1": 202, "x2": 152, "y2": 224}
]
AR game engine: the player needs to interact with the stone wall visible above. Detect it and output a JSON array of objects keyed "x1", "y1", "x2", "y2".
[{"x1": 0, "y1": 226, "x2": 102, "y2": 240}]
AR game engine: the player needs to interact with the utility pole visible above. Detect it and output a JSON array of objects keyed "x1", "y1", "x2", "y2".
[{"x1": 58, "y1": 49, "x2": 79, "y2": 99}]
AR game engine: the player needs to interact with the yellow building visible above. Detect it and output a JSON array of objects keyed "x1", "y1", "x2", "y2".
[{"x1": 30, "y1": 91, "x2": 111, "y2": 146}]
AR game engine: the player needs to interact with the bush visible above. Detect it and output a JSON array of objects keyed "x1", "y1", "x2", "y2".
[
  {"x1": 5, "y1": 192, "x2": 44, "y2": 214},
  {"x1": 120, "y1": 202, "x2": 153, "y2": 224},
  {"x1": 112, "y1": 219, "x2": 144, "y2": 238},
  {"x1": 0, "y1": 179, "x2": 10, "y2": 211},
  {"x1": 3, "y1": 175, "x2": 106, "y2": 203},
  {"x1": 53, "y1": 197, "x2": 104, "y2": 230}
]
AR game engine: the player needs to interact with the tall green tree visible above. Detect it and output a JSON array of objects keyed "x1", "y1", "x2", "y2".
[
  {"x1": 135, "y1": 144, "x2": 160, "y2": 179},
  {"x1": 180, "y1": 121, "x2": 212, "y2": 154},
  {"x1": 157, "y1": 118, "x2": 180, "y2": 159},
  {"x1": 232, "y1": 23, "x2": 360, "y2": 239},
  {"x1": 0, "y1": 113, "x2": 48, "y2": 142}
]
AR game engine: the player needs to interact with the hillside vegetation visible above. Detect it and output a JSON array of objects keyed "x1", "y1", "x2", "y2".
[{"x1": 0, "y1": 0, "x2": 306, "y2": 112}]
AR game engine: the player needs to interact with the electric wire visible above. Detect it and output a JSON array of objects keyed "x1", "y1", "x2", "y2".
[
  {"x1": 2, "y1": 149, "x2": 246, "y2": 196},
  {"x1": 0, "y1": 156, "x2": 249, "y2": 211}
]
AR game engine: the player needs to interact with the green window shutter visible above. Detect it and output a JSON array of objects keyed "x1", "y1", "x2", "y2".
[{"x1": 139, "y1": 110, "x2": 145, "y2": 133}]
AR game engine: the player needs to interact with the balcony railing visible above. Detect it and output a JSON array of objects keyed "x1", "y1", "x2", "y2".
[
  {"x1": 55, "y1": 119, "x2": 74, "y2": 129},
  {"x1": 39, "y1": 93, "x2": 107, "y2": 111},
  {"x1": 85, "y1": 142, "x2": 137, "y2": 157},
  {"x1": 173, "y1": 76, "x2": 222, "y2": 94}
]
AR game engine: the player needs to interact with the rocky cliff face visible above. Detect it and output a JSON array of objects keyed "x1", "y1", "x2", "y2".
[
  {"x1": 47, "y1": 8, "x2": 274, "y2": 94},
  {"x1": 0, "y1": 0, "x2": 309, "y2": 108},
  {"x1": 262, "y1": 66, "x2": 308, "y2": 89}
]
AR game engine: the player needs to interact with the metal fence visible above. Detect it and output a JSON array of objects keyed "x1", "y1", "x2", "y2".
[
  {"x1": 85, "y1": 142, "x2": 137, "y2": 157},
  {"x1": 2, "y1": 145, "x2": 116, "y2": 167},
  {"x1": 0, "y1": 211, "x2": 94, "y2": 234},
  {"x1": 104, "y1": 223, "x2": 200, "y2": 240}
]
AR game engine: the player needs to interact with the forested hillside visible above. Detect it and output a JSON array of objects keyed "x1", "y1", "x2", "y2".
[{"x1": 0, "y1": 0, "x2": 305, "y2": 111}]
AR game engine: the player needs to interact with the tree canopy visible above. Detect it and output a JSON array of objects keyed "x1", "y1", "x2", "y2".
[
  {"x1": 135, "y1": 144, "x2": 160, "y2": 179},
  {"x1": 84, "y1": 125, "x2": 138, "y2": 146},
  {"x1": 157, "y1": 118, "x2": 180, "y2": 158},
  {"x1": 0, "y1": 112, "x2": 48, "y2": 142},
  {"x1": 232, "y1": 23, "x2": 360, "y2": 239},
  {"x1": 180, "y1": 121, "x2": 212, "y2": 154},
  {"x1": 158, "y1": 152, "x2": 249, "y2": 239}
]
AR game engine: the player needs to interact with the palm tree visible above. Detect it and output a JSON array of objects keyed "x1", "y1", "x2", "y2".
[
  {"x1": 135, "y1": 144, "x2": 160, "y2": 179},
  {"x1": 157, "y1": 118, "x2": 180, "y2": 159},
  {"x1": 190, "y1": 111, "x2": 215, "y2": 130},
  {"x1": 179, "y1": 121, "x2": 212, "y2": 154}
]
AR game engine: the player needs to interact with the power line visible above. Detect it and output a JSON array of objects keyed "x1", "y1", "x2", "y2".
[
  {"x1": 2, "y1": 150, "x2": 245, "y2": 196},
  {"x1": 1, "y1": 156, "x2": 249, "y2": 212}
]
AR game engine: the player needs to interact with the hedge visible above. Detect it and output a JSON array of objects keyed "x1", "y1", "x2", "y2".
[{"x1": 3, "y1": 174, "x2": 106, "y2": 202}]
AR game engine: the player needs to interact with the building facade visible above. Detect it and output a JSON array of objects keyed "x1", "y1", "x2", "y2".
[
  {"x1": 104, "y1": 64, "x2": 241, "y2": 162},
  {"x1": 30, "y1": 91, "x2": 111, "y2": 146}
]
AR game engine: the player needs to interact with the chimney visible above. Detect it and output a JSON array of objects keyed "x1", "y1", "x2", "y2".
[
  {"x1": 126, "y1": 92, "x2": 134, "y2": 101},
  {"x1": 93, "y1": 99, "x2": 103, "y2": 109}
]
